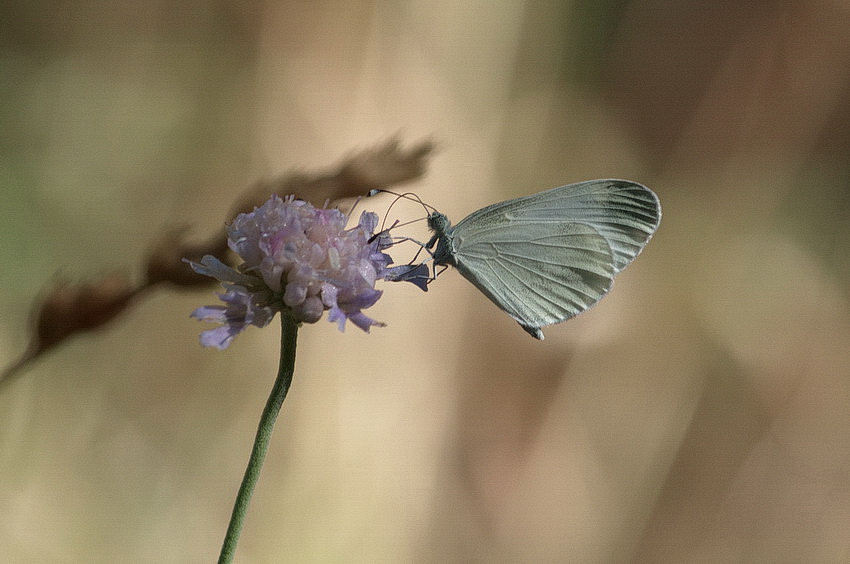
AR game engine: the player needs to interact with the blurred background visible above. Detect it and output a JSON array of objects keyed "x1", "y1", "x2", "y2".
[{"x1": 3, "y1": 1, "x2": 850, "y2": 561}]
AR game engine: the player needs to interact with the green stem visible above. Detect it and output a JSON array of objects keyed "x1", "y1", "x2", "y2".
[{"x1": 218, "y1": 313, "x2": 299, "y2": 564}]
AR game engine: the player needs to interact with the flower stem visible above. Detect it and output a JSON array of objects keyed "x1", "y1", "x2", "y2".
[{"x1": 218, "y1": 313, "x2": 299, "y2": 563}]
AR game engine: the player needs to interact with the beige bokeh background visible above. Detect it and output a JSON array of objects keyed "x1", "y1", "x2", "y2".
[{"x1": 3, "y1": 2, "x2": 850, "y2": 561}]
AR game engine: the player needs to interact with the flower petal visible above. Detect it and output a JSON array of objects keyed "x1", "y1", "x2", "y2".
[
  {"x1": 184, "y1": 256, "x2": 259, "y2": 287},
  {"x1": 385, "y1": 263, "x2": 431, "y2": 291}
]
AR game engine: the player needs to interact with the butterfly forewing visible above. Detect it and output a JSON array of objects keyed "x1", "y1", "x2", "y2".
[{"x1": 458, "y1": 180, "x2": 660, "y2": 273}]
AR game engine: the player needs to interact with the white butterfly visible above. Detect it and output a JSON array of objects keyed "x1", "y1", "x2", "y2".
[{"x1": 423, "y1": 179, "x2": 661, "y2": 339}]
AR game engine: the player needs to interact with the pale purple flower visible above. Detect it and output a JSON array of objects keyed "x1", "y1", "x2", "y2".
[{"x1": 187, "y1": 195, "x2": 422, "y2": 349}]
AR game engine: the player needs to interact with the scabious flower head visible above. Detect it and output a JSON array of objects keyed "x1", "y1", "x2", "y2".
[{"x1": 187, "y1": 195, "x2": 420, "y2": 349}]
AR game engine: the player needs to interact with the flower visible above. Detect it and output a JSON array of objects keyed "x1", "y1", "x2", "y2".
[{"x1": 187, "y1": 195, "x2": 422, "y2": 349}]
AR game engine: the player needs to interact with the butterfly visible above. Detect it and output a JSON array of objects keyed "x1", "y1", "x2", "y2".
[{"x1": 419, "y1": 179, "x2": 661, "y2": 339}]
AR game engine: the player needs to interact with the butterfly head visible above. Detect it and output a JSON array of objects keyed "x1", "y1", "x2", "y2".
[{"x1": 426, "y1": 211, "x2": 451, "y2": 236}]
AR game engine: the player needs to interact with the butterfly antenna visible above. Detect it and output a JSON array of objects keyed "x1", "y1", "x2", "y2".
[
  {"x1": 367, "y1": 190, "x2": 437, "y2": 258},
  {"x1": 367, "y1": 188, "x2": 437, "y2": 215}
]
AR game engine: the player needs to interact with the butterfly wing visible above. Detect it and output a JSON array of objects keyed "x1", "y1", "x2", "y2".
[
  {"x1": 457, "y1": 179, "x2": 660, "y2": 274},
  {"x1": 450, "y1": 219, "x2": 615, "y2": 339},
  {"x1": 449, "y1": 180, "x2": 660, "y2": 338}
]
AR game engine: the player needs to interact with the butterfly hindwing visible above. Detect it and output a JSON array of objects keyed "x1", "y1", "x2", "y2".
[{"x1": 451, "y1": 218, "x2": 615, "y2": 338}]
